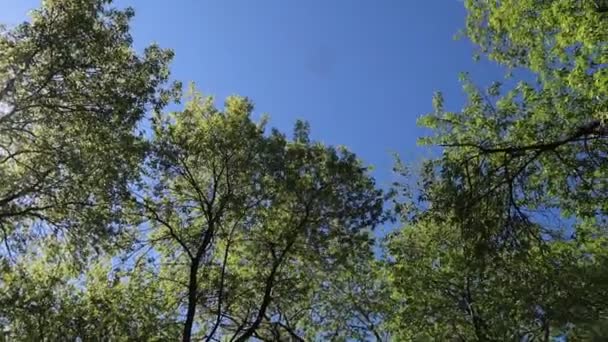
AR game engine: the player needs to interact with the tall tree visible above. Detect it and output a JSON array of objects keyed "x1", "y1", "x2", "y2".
[
  {"x1": 386, "y1": 166, "x2": 608, "y2": 341},
  {"x1": 133, "y1": 89, "x2": 385, "y2": 341},
  {"x1": 387, "y1": 0, "x2": 608, "y2": 339},
  {"x1": 416, "y1": 0, "x2": 607, "y2": 258},
  {"x1": 0, "y1": 0, "x2": 176, "y2": 259},
  {"x1": 429, "y1": 0, "x2": 608, "y2": 225}
]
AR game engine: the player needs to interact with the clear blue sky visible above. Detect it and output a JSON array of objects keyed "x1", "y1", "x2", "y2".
[{"x1": 2, "y1": 0, "x2": 507, "y2": 188}]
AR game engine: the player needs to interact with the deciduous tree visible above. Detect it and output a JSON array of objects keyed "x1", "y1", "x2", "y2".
[
  {"x1": 0, "y1": 0, "x2": 176, "y2": 259},
  {"x1": 133, "y1": 89, "x2": 385, "y2": 341}
]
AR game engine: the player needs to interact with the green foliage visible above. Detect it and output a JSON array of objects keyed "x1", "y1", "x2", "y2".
[
  {"x1": 386, "y1": 172, "x2": 608, "y2": 340},
  {"x1": 388, "y1": 1, "x2": 608, "y2": 340},
  {"x1": 465, "y1": 0, "x2": 608, "y2": 100},
  {"x1": 132, "y1": 88, "x2": 386, "y2": 341},
  {"x1": 0, "y1": 0, "x2": 177, "y2": 258},
  {"x1": 0, "y1": 242, "x2": 180, "y2": 341},
  {"x1": 0, "y1": 0, "x2": 606, "y2": 341}
]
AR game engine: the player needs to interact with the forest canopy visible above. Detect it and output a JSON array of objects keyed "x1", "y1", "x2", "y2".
[{"x1": 0, "y1": 0, "x2": 606, "y2": 341}]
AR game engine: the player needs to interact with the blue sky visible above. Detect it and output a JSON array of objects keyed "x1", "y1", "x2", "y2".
[{"x1": 2, "y1": 0, "x2": 507, "y2": 189}]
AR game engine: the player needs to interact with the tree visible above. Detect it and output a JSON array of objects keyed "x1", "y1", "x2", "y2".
[
  {"x1": 0, "y1": 240, "x2": 181, "y2": 341},
  {"x1": 387, "y1": 215, "x2": 608, "y2": 341},
  {"x1": 465, "y1": 0, "x2": 607, "y2": 100},
  {"x1": 0, "y1": 0, "x2": 177, "y2": 259},
  {"x1": 417, "y1": 0, "x2": 607, "y2": 254},
  {"x1": 385, "y1": 165, "x2": 608, "y2": 341},
  {"x1": 132, "y1": 88, "x2": 386, "y2": 341},
  {"x1": 386, "y1": 0, "x2": 608, "y2": 338}
]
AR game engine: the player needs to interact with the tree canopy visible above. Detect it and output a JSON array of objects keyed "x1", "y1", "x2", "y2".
[
  {"x1": 0, "y1": 0, "x2": 606, "y2": 341},
  {"x1": 0, "y1": 0, "x2": 177, "y2": 260}
]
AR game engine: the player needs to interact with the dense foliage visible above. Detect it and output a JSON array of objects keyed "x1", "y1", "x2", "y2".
[
  {"x1": 385, "y1": 0, "x2": 608, "y2": 340},
  {"x1": 0, "y1": 0, "x2": 606, "y2": 341},
  {"x1": 0, "y1": 0, "x2": 176, "y2": 259}
]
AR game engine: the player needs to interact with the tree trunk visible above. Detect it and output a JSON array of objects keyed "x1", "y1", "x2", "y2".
[{"x1": 182, "y1": 258, "x2": 200, "y2": 342}]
